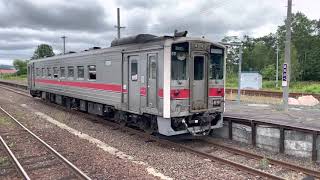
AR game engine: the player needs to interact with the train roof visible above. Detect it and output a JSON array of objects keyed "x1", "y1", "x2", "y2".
[{"x1": 29, "y1": 33, "x2": 224, "y2": 63}]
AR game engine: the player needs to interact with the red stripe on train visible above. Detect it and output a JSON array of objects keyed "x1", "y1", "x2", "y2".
[
  {"x1": 35, "y1": 79, "x2": 223, "y2": 98},
  {"x1": 140, "y1": 87, "x2": 147, "y2": 96},
  {"x1": 158, "y1": 88, "x2": 224, "y2": 99},
  {"x1": 209, "y1": 88, "x2": 224, "y2": 97},
  {"x1": 158, "y1": 89, "x2": 190, "y2": 99},
  {"x1": 35, "y1": 79, "x2": 128, "y2": 93}
]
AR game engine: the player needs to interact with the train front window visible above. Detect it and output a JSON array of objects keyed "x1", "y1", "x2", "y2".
[
  {"x1": 171, "y1": 42, "x2": 189, "y2": 80},
  {"x1": 209, "y1": 47, "x2": 224, "y2": 80}
]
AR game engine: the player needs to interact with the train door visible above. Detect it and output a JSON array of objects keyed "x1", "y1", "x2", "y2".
[
  {"x1": 147, "y1": 54, "x2": 158, "y2": 108},
  {"x1": 28, "y1": 63, "x2": 35, "y2": 89},
  {"x1": 191, "y1": 54, "x2": 208, "y2": 111},
  {"x1": 128, "y1": 56, "x2": 141, "y2": 112}
]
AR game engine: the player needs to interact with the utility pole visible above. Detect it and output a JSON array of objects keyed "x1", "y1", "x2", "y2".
[
  {"x1": 61, "y1": 36, "x2": 66, "y2": 54},
  {"x1": 237, "y1": 45, "x2": 243, "y2": 104},
  {"x1": 219, "y1": 41, "x2": 242, "y2": 104},
  {"x1": 276, "y1": 35, "x2": 279, "y2": 88},
  {"x1": 283, "y1": 0, "x2": 292, "y2": 111},
  {"x1": 114, "y1": 8, "x2": 125, "y2": 39}
]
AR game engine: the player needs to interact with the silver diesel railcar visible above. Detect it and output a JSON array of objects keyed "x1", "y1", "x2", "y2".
[{"x1": 28, "y1": 32, "x2": 226, "y2": 136}]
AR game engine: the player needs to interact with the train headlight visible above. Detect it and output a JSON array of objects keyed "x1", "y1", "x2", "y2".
[
  {"x1": 174, "y1": 89, "x2": 180, "y2": 96},
  {"x1": 177, "y1": 52, "x2": 186, "y2": 61}
]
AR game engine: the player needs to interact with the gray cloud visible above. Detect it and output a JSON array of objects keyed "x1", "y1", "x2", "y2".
[
  {"x1": 1, "y1": 0, "x2": 319, "y2": 65},
  {"x1": 117, "y1": 0, "x2": 161, "y2": 9},
  {"x1": 0, "y1": 0, "x2": 111, "y2": 32}
]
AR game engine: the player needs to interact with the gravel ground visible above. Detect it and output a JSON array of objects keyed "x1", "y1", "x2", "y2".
[
  {"x1": 209, "y1": 137, "x2": 320, "y2": 172},
  {"x1": 0, "y1": 142, "x2": 21, "y2": 180},
  {"x1": 179, "y1": 140, "x2": 308, "y2": 179},
  {"x1": 0, "y1": 88, "x2": 262, "y2": 179},
  {"x1": 0, "y1": 111, "x2": 76, "y2": 179}
]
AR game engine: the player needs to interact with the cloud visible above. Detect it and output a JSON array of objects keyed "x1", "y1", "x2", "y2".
[
  {"x1": 117, "y1": 0, "x2": 162, "y2": 9},
  {"x1": 0, "y1": 0, "x2": 111, "y2": 32},
  {"x1": 1, "y1": 0, "x2": 319, "y2": 65}
]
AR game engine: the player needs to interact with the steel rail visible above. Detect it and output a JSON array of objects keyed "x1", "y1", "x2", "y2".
[
  {"x1": 0, "y1": 85, "x2": 30, "y2": 96},
  {"x1": 0, "y1": 82, "x2": 312, "y2": 179},
  {"x1": 82, "y1": 116, "x2": 285, "y2": 179},
  {"x1": 0, "y1": 136, "x2": 30, "y2": 180},
  {"x1": 0, "y1": 106, "x2": 91, "y2": 180},
  {"x1": 203, "y1": 138, "x2": 320, "y2": 178},
  {"x1": 167, "y1": 141, "x2": 284, "y2": 180}
]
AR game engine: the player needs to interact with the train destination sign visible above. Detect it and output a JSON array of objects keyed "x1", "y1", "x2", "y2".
[{"x1": 282, "y1": 63, "x2": 288, "y2": 87}]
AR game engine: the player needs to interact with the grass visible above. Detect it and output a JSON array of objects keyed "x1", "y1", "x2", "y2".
[
  {"x1": 0, "y1": 117, "x2": 11, "y2": 125},
  {"x1": 0, "y1": 157, "x2": 9, "y2": 166},
  {"x1": 0, "y1": 74, "x2": 27, "y2": 82},
  {"x1": 226, "y1": 73, "x2": 320, "y2": 94},
  {"x1": 226, "y1": 94, "x2": 282, "y2": 104}
]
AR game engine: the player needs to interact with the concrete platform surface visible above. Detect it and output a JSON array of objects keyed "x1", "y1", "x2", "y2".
[{"x1": 225, "y1": 101, "x2": 320, "y2": 131}]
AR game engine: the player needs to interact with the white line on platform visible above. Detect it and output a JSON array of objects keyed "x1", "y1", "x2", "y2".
[{"x1": 20, "y1": 104, "x2": 172, "y2": 180}]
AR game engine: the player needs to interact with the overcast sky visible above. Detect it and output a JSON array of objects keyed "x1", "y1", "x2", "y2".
[{"x1": 0, "y1": 0, "x2": 319, "y2": 65}]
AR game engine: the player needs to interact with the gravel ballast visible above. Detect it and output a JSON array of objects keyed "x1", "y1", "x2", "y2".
[{"x1": 0, "y1": 87, "x2": 266, "y2": 179}]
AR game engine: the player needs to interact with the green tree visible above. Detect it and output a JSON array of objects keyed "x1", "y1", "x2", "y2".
[
  {"x1": 221, "y1": 36, "x2": 242, "y2": 73},
  {"x1": 261, "y1": 64, "x2": 276, "y2": 80},
  {"x1": 31, "y1": 44, "x2": 55, "y2": 59},
  {"x1": 277, "y1": 12, "x2": 319, "y2": 81},
  {"x1": 13, "y1": 59, "x2": 28, "y2": 75}
]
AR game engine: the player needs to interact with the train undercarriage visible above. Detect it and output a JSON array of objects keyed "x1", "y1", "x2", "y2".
[{"x1": 31, "y1": 90, "x2": 222, "y2": 136}]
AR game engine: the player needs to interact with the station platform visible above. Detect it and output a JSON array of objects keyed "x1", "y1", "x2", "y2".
[{"x1": 225, "y1": 101, "x2": 320, "y2": 131}]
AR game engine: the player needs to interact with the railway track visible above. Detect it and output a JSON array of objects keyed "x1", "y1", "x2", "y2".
[
  {"x1": 0, "y1": 82, "x2": 320, "y2": 179},
  {"x1": 0, "y1": 105, "x2": 91, "y2": 179},
  {"x1": 200, "y1": 138, "x2": 320, "y2": 178},
  {"x1": 1, "y1": 84, "x2": 319, "y2": 179}
]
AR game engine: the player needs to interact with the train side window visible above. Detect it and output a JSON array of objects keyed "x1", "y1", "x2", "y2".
[
  {"x1": 47, "y1": 67, "x2": 52, "y2": 78},
  {"x1": 88, "y1": 65, "x2": 96, "y2": 80},
  {"x1": 68, "y1": 66, "x2": 74, "y2": 78},
  {"x1": 36, "y1": 68, "x2": 39, "y2": 77},
  {"x1": 77, "y1": 66, "x2": 84, "y2": 79},
  {"x1": 209, "y1": 48, "x2": 224, "y2": 80},
  {"x1": 42, "y1": 68, "x2": 45, "y2": 77},
  {"x1": 131, "y1": 61, "x2": 138, "y2": 81},
  {"x1": 53, "y1": 67, "x2": 58, "y2": 79},
  {"x1": 194, "y1": 56, "x2": 204, "y2": 80},
  {"x1": 60, "y1": 67, "x2": 66, "y2": 78},
  {"x1": 148, "y1": 56, "x2": 157, "y2": 79}
]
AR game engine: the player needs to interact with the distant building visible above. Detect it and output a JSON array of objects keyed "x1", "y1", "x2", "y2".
[
  {"x1": 240, "y1": 72, "x2": 262, "y2": 90},
  {"x1": 0, "y1": 69, "x2": 17, "y2": 75}
]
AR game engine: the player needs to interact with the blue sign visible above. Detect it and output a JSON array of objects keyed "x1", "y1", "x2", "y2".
[{"x1": 282, "y1": 63, "x2": 288, "y2": 86}]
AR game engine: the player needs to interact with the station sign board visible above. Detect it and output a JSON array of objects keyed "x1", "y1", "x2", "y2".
[{"x1": 282, "y1": 63, "x2": 288, "y2": 86}]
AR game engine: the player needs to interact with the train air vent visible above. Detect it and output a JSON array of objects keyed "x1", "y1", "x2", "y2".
[
  {"x1": 110, "y1": 34, "x2": 158, "y2": 47},
  {"x1": 89, "y1": 47, "x2": 101, "y2": 50},
  {"x1": 174, "y1": 30, "x2": 188, "y2": 37}
]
